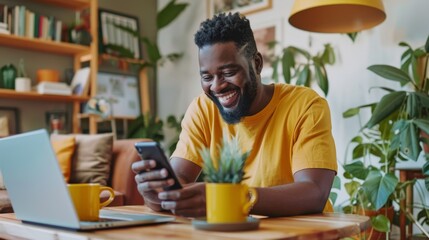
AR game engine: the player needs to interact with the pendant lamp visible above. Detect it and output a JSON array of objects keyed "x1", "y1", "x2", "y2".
[{"x1": 289, "y1": 0, "x2": 386, "y2": 33}]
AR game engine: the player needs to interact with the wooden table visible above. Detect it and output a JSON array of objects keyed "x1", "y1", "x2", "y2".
[{"x1": 0, "y1": 205, "x2": 370, "y2": 240}]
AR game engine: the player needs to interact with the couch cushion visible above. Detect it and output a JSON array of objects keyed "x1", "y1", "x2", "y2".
[
  {"x1": 51, "y1": 136, "x2": 76, "y2": 182},
  {"x1": 52, "y1": 133, "x2": 114, "y2": 186}
]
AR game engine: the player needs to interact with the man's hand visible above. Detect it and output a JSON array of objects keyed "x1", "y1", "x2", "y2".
[
  {"x1": 157, "y1": 182, "x2": 206, "y2": 218},
  {"x1": 131, "y1": 160, "x2": 176, "y2": 211}
]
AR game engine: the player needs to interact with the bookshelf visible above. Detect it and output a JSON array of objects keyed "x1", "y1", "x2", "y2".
[{"x1": 0, "y1": 0, "x2": 98, "y2": 133}]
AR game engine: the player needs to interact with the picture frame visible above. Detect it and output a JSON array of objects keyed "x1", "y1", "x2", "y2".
[
  {"x1": 98, "y1": 9, "x2": 142, "y2": 59},
  {"x1": 0, "y1": 107, "x2": 20, "y2": 137},
  {"x1": 45, "y1": 111, "x2": 69, "y2": 134},
  {"x1": 208, "y1": 0, "x2": 272, "y2": 16},
  {"x1": 70, "y1": 67, "x2": 91, "y2": 96},
  {"x1": 94, "y1": 72, "x2": 141, "y2": 118},
  {"x1": 252, "y1": 18, "x2": 283, "y2": 82}
]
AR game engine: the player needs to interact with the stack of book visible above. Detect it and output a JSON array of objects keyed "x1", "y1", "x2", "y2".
[{"x1": 37, "y1": 82, "x2": 72, "y2": 96}]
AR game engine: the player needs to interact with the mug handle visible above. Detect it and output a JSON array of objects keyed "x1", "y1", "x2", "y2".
[
  {"x1": 99, "y1": 186, "x2": 115, "y2": 208},
  {"x1": 242, "y1": 185, "x2": 258, "y2": 215}
]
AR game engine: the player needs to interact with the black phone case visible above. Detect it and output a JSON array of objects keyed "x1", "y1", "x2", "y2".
[{"x1": 134, "y1": 141, "x2": 182, "y2": 191}]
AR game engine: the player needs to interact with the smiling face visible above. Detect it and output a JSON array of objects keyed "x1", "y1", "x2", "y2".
[{"x1": 198, "y1": 42, "x2": 260, "y2": 124}]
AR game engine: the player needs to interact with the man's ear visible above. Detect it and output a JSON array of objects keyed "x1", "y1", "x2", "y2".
[{"x1": 254, "y1": 52, "x2": 263, "y2": 75}]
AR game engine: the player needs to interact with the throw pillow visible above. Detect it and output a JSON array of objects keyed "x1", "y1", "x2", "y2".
[
  {"x1": 52, "y1": 133, "x2": 114, "y2": 186},
  {"x1": 51, "y1": 136, "x2": 76, "y2": 182}
]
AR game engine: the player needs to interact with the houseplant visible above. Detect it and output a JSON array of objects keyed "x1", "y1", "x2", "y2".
[
  {"x1": 200, "y1": 132, "x2": 257, "y2": 223},
  {"x1": 270, "y1": 43, "x2": 336, "y2": 96},
  {"x1": 342, "y1": 35, "x2": 429, "y2": 238}
]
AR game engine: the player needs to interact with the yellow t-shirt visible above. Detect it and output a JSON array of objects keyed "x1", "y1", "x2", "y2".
[{"x1": 172, "y1": 84, "x2": 337, "y2": 211}]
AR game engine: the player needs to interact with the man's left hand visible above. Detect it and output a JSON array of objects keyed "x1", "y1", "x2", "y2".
[{"x1": 158, "y1": 182, "x2": 206, "y2": 218}]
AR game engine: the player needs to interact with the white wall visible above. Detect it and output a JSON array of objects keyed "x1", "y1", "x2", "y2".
[{"x1": 157, "y1": 0, "x2": 429, "y2": 229}]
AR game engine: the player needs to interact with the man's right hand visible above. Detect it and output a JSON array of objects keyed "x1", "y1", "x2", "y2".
[{"x1": 131, "y1": 160, "x2": 175, "y2": 211}]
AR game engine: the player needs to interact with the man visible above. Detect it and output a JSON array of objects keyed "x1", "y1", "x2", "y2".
[{"x1": 132, "y1": 12, "x2": 337, "y2": 217}]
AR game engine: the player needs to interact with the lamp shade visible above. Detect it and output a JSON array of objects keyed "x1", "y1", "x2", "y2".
[{"x1": 289, "y1": 0, "x2": 386, "y2": 33}]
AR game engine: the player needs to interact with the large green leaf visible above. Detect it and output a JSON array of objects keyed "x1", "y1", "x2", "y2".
[
  {"x1": 289, "y1": 46, "x2": 311, "y2": 60},
  {"x1": 362, "y1": 171, "x2": 398, "y2": 210},
  {"x1": 399, "y1": 121, "x2": 421, "y2": 160},
  {"x1": 314, "y1": 62, "x2": 328, "y2": 96},
  {"x1": 343, "y1": 161, "x2": 369, "y2": 180},
  {"x1": 332, "y1": 176, "x2": 341, "y2": 189},
  {"x1": 371, "y1": 214, "x2": 391, "y2": 232},
  {"x1": 321, "y1": 44, "x2": 335, "y2": 65},
  {"x1": 281, "y1": 48, "x2": 294, "y2": 84},
  {"x1": 343, "y1": 103, "x2": 375, "y2": 118},
  {"x1": 329, "y1": 192, "x2": 338, "y2": 206},
  {"x1": 296, "y1": 65, "x2": 309, "y2": 86},
  {"x1": 368, "y1": 65, "x2": 412, "y2": 86},
  {"x1": 365, "y1": 91, "x2": 406, "y2": 128},
  {"x1": 414, "y1": 119, "x2": 429, "y2": 135},
  {"x1": 142, "y1": 38, "x2": 162, "y2": 63},
  {"x1": 157, "y1": 0, "x2": 188, "y2": 29},
  {"x1": 415, "y1": 92, "x2": 429, "y2": 108},
  {"x1": 344, "y1": 181, "x2": 361, "y2": 197},
  {"x1": 406, "y1": 93, "x2": 418, "y2": 118}
]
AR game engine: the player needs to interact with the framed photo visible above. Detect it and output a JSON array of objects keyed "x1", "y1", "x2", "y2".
[
  {"x1": 46, "y1": 111, "x2": 68, "y2": 134},
  {"x1": 208, "y1": 0, "x2": 272, "y2": 16},
  {"x1": 99, "y1": 9, "x2": 142, "y2": 59},
  {"x1": 70, "y1": 67, "x2": 91, "y2": 96},
  {"x1": 252, "y1": 19, "x2": 283, "y2": 81},
  {"x1": 95, "y1": 72, "x2": 141, "y2": 118},
  {"x1": 0, "y1": 107, "x2": 20, "y2": 137}
]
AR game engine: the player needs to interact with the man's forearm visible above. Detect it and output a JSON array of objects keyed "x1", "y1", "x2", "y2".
[{"x1": 251, "y1": 181, "x2": 329, "y2": 217}]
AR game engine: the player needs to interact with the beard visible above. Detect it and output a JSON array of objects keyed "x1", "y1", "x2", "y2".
[{"x1": 209, "y1": 67, "x2": 258, "y2": 124}]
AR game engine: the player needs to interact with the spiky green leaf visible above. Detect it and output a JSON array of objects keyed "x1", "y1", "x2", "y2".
[
  {"x1": 365, "y1": 91, "x2": 407, "y2": 128},
  {"x1": 368, "y1": 65, "x2": 412, "y2": 86},
  {"x1": 157, "y1": 0, "x2": 188, "y2": 29}
]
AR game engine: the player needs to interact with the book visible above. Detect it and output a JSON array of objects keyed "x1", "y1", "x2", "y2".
[{"x1": 37, "y1": 82, "x2": 71, "y2": 95}]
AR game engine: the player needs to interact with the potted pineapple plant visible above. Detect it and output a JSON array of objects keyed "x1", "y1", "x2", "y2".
[
  {"x1": 200, "y1": 132, "x2": 257, "y2": 224},
  {"x1": 342, "y1": 34, "x2": 429, "y2": 239}
]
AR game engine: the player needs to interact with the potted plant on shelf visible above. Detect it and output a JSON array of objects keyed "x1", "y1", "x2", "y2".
[
  {"x1": 342, "y1": 34, "x2": 429, "y2": 239},
  {"x1": 200, "y1": 132, "x2": 257, "y2": 224}
]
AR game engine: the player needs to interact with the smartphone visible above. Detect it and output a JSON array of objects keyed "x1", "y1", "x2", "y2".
[{"x1": 134, "y1": 141, "x2": 182, "y2": 191}]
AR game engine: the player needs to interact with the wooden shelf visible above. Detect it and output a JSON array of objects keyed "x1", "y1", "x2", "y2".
[
  {"x1": 78, "y1": 113, "x2": 137, "y2": 121},
  {"x1": 0, "y1": 89, "x2": 89, "y2": 102},
  {"x1": 100, "y1": 54, "x2": 146, "y2": 64},
  {"x1": 0, "y1": 34, "x2": 90, "y2": 55},
  {"x1": 33, "y1": 0, "x2": 90, "y2": 10}
]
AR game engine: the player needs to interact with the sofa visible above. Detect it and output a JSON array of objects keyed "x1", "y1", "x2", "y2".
[{"x1": 0, "y1": 137, "x2": 148, "y2": 213}]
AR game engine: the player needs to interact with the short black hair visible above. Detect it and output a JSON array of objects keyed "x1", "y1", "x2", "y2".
[{"x1": 194, "y1": 12, "x2": 257, "y2": 59}]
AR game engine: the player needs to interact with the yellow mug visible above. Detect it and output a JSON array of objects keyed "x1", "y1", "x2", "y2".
[
  {"x1": 206, "y1": 183, "x2": 257, "y2": 223},
  {"x1": 67, "y1": 183, "x2": 115, "y2": 221}
]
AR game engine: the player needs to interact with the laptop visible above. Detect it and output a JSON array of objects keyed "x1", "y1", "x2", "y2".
[{"x1": 0, "y1": 129, "x2": 175, "y2": 230}]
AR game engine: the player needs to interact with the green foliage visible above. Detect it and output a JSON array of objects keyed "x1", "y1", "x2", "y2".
[
  {"x1": 270, "y1": 43, "x2": 336, "y2": 96},
  {"x1": 127, "y1": 112, "x2": 164, "y2": 142},
  {"x1": 165, "y1": 114, "x2": 184, "y2": 155},
  {"x1": 346, "y1": 32, "x2": 359, "y2": 42},
  {"x1": 200, "y1": 132, "x2": 250, "y2": 183}
]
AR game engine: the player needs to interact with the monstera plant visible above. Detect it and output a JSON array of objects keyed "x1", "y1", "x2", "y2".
[{"x1": 342, "y1": 35, "x2": 429, "y2": 238}]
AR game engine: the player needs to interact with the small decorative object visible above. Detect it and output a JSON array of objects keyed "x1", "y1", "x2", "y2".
[
  {"x1": 199, "y1": 132, "x2": 258, "y2": 226},
  {"x1": 84, "y1": 97, "x2": 112, "y2": 119},
  {"x1": 46, "y1": 111, "x2": 68, "y2": 134},
  {"x1": 15, "y1": 59, "x2": 31, "y2": 92},
  {"x1": 0, "y1": 63, "x2": 17, "y2": 89},
  {"x1": 36, "y1": 69, "x2": 60, "y2": 83}
]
